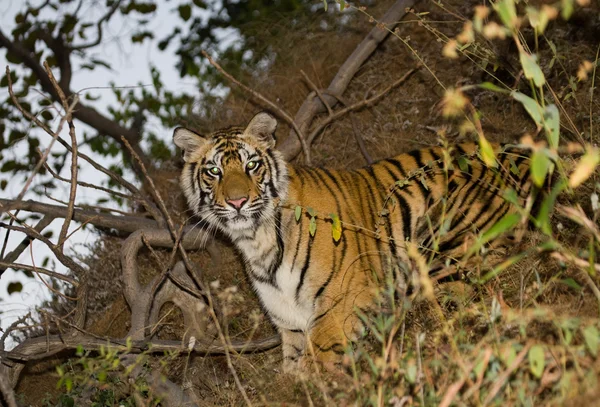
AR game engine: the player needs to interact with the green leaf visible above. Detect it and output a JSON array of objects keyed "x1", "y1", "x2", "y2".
[
  {"x1": 330, "y1": 213, "x2": 342, "y2": 242},
  {"x1": 520, "y1": 51, "x2": 546, "y2": 87},
  {"x1": 7, "y1": 282, "x2": 23, "y2": 294},
  {"x1": 178, "y1": 4, "x2": 192, "y2": 21},
  {"x1": 494, "y1": 0, "x2": 517, "y2": 31},
  {"x1": 561, "y1": 0, "x2": 574, "y2": 19},
  {"x1": 457, "y1": 156, "x2": 470, "y2": 172},
  {"x1": 583, "y1": 325, "x2": 599, "y2": 357},
  {"x1": 309, "y1": 217, "x2": 317, "y2": 237},
  {"x1": 536, "y1": 179, "x2": 566, "y2": 235},
  {"x1": 560, "y1": 278, "x2": 582, "y2": 291},
  {"x1": 478, "y1": 134, "x2": 497, "y2": 168},
  {"x1": 41, "y1": 110, "x2": 53, "y2": 121},
  {"x1": 467, "y1": 212, "x2": 521, "y2": 258},
  {"x1": 529, "y1": 345, "x2": 545, "y2": 378},
  {"x1": 530, "y1": 150, "x2": 550, "y2": 187},
  {"x1": 307, "y1": 207, "x2": 316, "y2": 217},
  {"x1": 543, "y1": 104, "x2": 560, "y2": 148},
  {"x1": 323, "y1": 0, "x2": 328, "y2": 11},
  {"x1": 339, "y1": 0, "x2": 346, "y2": 11},
  {"x1": 512, "y1": 91, "x2": 544, "y2": 126},
  {"x1": 479, "y1": 82, "x2": 509, "y2": 94},
  {"x1": 294, "y1": 205, "x2": 302, "y2": 222}
]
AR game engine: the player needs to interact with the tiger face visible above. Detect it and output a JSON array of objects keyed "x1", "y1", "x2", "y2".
[{"x1": 173, "y1": 113, "x2": 289, "y2": 235}]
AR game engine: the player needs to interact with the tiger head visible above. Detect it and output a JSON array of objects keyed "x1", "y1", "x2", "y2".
[{"x1": 173, "y1": 112, "x2": 289, "y2": 235}]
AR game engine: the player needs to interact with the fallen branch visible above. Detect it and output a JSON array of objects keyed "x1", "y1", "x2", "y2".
[
  {"x1": 278, "y1": 0, "x2": 417, "y2": 160},
  {"x1": 2, "y1": 333, "x2": 281, "y2": 365}
]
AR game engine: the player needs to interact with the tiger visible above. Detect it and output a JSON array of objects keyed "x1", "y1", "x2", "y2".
[{"x1": 173, "y1": 112, "x2": 534, "y2": 372}]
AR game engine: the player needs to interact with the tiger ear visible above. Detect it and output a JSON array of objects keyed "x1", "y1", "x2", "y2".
[
  {"x1": 243, "y1": 112, "x2": 277, "y2": 148},
  {"x1": 173, "y1": 127, "x2": 206, "y2": 162}
]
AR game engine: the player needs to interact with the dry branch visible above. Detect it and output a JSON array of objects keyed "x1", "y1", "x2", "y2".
[
  {"x1": 2, "y1": 333, "x2": 281, "y2": 365},
  {"x1": 278, "y1": 0, "x2": 417, "y2": 160},
  {"x1": 0, "y1": 214, "x2": 54, "y2": 274}
]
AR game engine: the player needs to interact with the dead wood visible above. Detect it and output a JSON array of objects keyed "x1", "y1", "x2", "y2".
[{"x1": 277, "y1": 0, "x2": 417, "y2": 160}]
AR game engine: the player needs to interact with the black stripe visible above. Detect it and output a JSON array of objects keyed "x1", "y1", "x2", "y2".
[
  {"x1": 295, "y1": 236, "x2": 314, "y2": 300},
  {"x1": 268, "y1": 211, "x2": 285, "y2": 281}
]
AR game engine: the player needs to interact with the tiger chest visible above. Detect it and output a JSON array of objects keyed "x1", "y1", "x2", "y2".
[{"x1": 251, "y1": 262, "x2": 314, "y2": 331}]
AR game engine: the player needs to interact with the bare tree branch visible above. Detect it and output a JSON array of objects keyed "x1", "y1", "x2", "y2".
[
  {"x1": 278, "y1": 0, "x2": 418, "y2": 160},
  {"x1": 69, "y1": 0, "x2": 124, "y2": 51},
  {"x1": 0, "y1": 198, "x2": 158, "y2": 233},
  {"x1": 0, "y1": 368, "x2": 17, "y2": 407},
  {"x1": 1, "y1": 333, "x2": 281, "y2": 365},
  {"x1": 5, "y1": 66, "x2": 79, "y2": 212},
  {"x1": 41, "y1": 61, "x2": 79, "y2": 248},
  {"x1": 0, "y1": 262, "x2": 78, "y2": 287},
  {"x1": 0, "y1": 214, "x2": 54, "y2": 274}
]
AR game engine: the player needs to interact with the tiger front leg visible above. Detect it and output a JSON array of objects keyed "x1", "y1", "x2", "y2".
[
  {"x1": 279, "y1": 328, "x2": 307, "y2": 373},
  {"x1": 299, "y1": 311, "x2": 360, "y2": 372}
]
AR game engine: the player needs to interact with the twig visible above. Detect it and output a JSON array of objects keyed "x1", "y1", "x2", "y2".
[
  {"x1": 0, "y1": 261, "x2": 78, "y2": 287},
  {"x1": 308, "y1": 67, "x2": 418, "y2": 145},
  {"x1": 415, "y1": 332, "x2": 425, "y2": 406},
  {"x1": 0, "y1": 79, "x2": 161, "y2": 222},
  {"x1": 69, "y1": 0, "x2": 124, "y2": 51},
  {"x1": 323, "y1": 92, "x2": 374, "y2": 165},
  {"x1": 483, "y1": 344, "x2": 531, "y2": 406},
  {"x1": 202, "y1": 50, "x2": 312, "y2": 165},
  {"x1": 42, "y1": 161, "x2": 135, "y2": 201},
  {"x1": 4, "y1": 66, "x2": 79, "y2": 213},
  {"x1": 43, "y1": 61, "x2": 79, "y2": 248},
  {"x1": 300, "y1": 70, "x2": 333, "y2": 117},
  {"x1": 0, "y1": 214, "x2": 54, "y2": 274},
  {"x1": 551, "y1": 252, "x2": 600, "y2": 304},
  {"x1": 0, "y1": 313, "x2": 30, "y2": 352}
]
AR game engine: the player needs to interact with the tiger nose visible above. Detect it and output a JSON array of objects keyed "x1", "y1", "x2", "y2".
[{"x1": 226, "y1": 196, "x2": 248, "y2": 209}]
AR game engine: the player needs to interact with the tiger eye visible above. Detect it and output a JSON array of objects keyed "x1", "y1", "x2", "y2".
[
  {"x1": 247, "y1": 161, "x2": 258, "y2": 170},
  {"x1": 209, "y1": 167, "x2": 220, "y2": 175}
]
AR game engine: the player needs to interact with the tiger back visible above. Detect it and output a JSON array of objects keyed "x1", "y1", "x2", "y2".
[{"x1": 174, "y1": 112, "x2": 533, "y2": 371}]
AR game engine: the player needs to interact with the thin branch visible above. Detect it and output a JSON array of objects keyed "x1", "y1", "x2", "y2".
[
  {"x1": 202, "y1": 50, "x2": 312, "y2": 165},
  {"x1": 42, "y1": 61, "x2": 79, "y2": 248},
  {"x1": 42, "y1": 162, "x2": 136, "y2": 201},
  {"x1": 483, "y1": 344, "x2": 531, "y2": 406},
  {"x1": 0, "y1": 198, "x2": 157, "y2": 233},
  {"x1": 0, "y1": 313, "x2": 30, "y2": 352},
  {"x1": 308, "y1": 67, "x2": 418, "y2": 145},
  {"x1": 0, "y1": 261, "x2": 78, "y2": 287},
  {"x1": 122, "y1": 137, "x2": 253, "y2": 406},
  {"x1": 5, "y1": 66, "x2": 79, "y2": 213},
  {"x1": 0, "y1": 214, "x2": 54, "y2": 274},
  {"x1": 300, "y1": 70, "x2": 332, "y2": 117},
  {"x1": 69, "y1": 0, "x2": 124, "y2": 51}
]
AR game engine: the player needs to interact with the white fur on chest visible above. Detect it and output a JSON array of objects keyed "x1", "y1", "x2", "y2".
[{"x1": 252, "y1": 263, "x2": 314, "y2": 331}]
